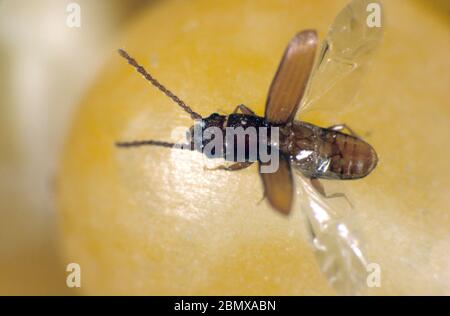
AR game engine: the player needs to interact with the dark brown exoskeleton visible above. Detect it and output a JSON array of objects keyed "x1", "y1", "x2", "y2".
[{"x1": 116, "y1": 28, "x2": 378, "y2": 215}]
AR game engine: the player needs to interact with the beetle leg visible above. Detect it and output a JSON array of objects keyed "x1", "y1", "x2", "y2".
[
  {"x1": 328, "y1": 124, "x2": 359, "y2": 138},
  {"x1": 205, "y1": 161, "x2": 254, "y2": 171},
  {"x1": 232, "y1": 104, "x2": 256, "y2": 115},
  {"x1": 310, "y1": 178, "x2": 354, "y2": 208}
]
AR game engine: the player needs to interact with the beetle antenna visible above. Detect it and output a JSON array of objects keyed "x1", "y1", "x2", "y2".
[
  {"x1": 118, "y1": 49, "x2": 202, "y2": 120},
  {"x1": 115, "y1": 140, "x2": 193, "y2": 150}
]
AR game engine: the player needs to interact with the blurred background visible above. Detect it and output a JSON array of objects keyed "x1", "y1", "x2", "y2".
[
  {"x1": 0, "y1": 0, "x2": 449, "y2": 295},
  {"x1": 0, "y1": 0, "x2": 153, "y2": 295}
]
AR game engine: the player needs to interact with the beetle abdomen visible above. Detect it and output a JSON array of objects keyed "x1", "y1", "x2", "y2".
[{"x1": 319, "y1": 130, "x2": 378, "y2": 179}]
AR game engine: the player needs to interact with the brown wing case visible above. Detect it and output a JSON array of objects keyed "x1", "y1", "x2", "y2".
[
  {"x1": 259, "y1": 154, "x2": 294, "y2": 215},
  {"x1": 264, "y1": 30, "x2": 318, "y2": 124}
]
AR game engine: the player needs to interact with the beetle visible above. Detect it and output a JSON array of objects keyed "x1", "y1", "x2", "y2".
[{"x1": 116, "y1": 0, "x2": 380, "y2": 216}]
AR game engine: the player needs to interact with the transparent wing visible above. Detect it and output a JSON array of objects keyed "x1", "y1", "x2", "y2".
[
  {"x1": 297, "y1": 174, "x2": 369, "y2": 295},
  {"x1": 299, "y1": 0, "x2": 384, "y2": 115}
]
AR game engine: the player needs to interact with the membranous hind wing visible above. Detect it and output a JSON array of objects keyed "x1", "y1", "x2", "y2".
[
  {"x1": 299, "y1": 0, "x2": 384, "y2": 115},
  {"x1": 297, "y1": 173, "x2": 369, "y2": 295},
  {"x1": 265, "y1": 30, "x2": 318, "y2": 124},
  {"x1": 294, "y1": 0, "x2": 384, "y2": 294}
]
